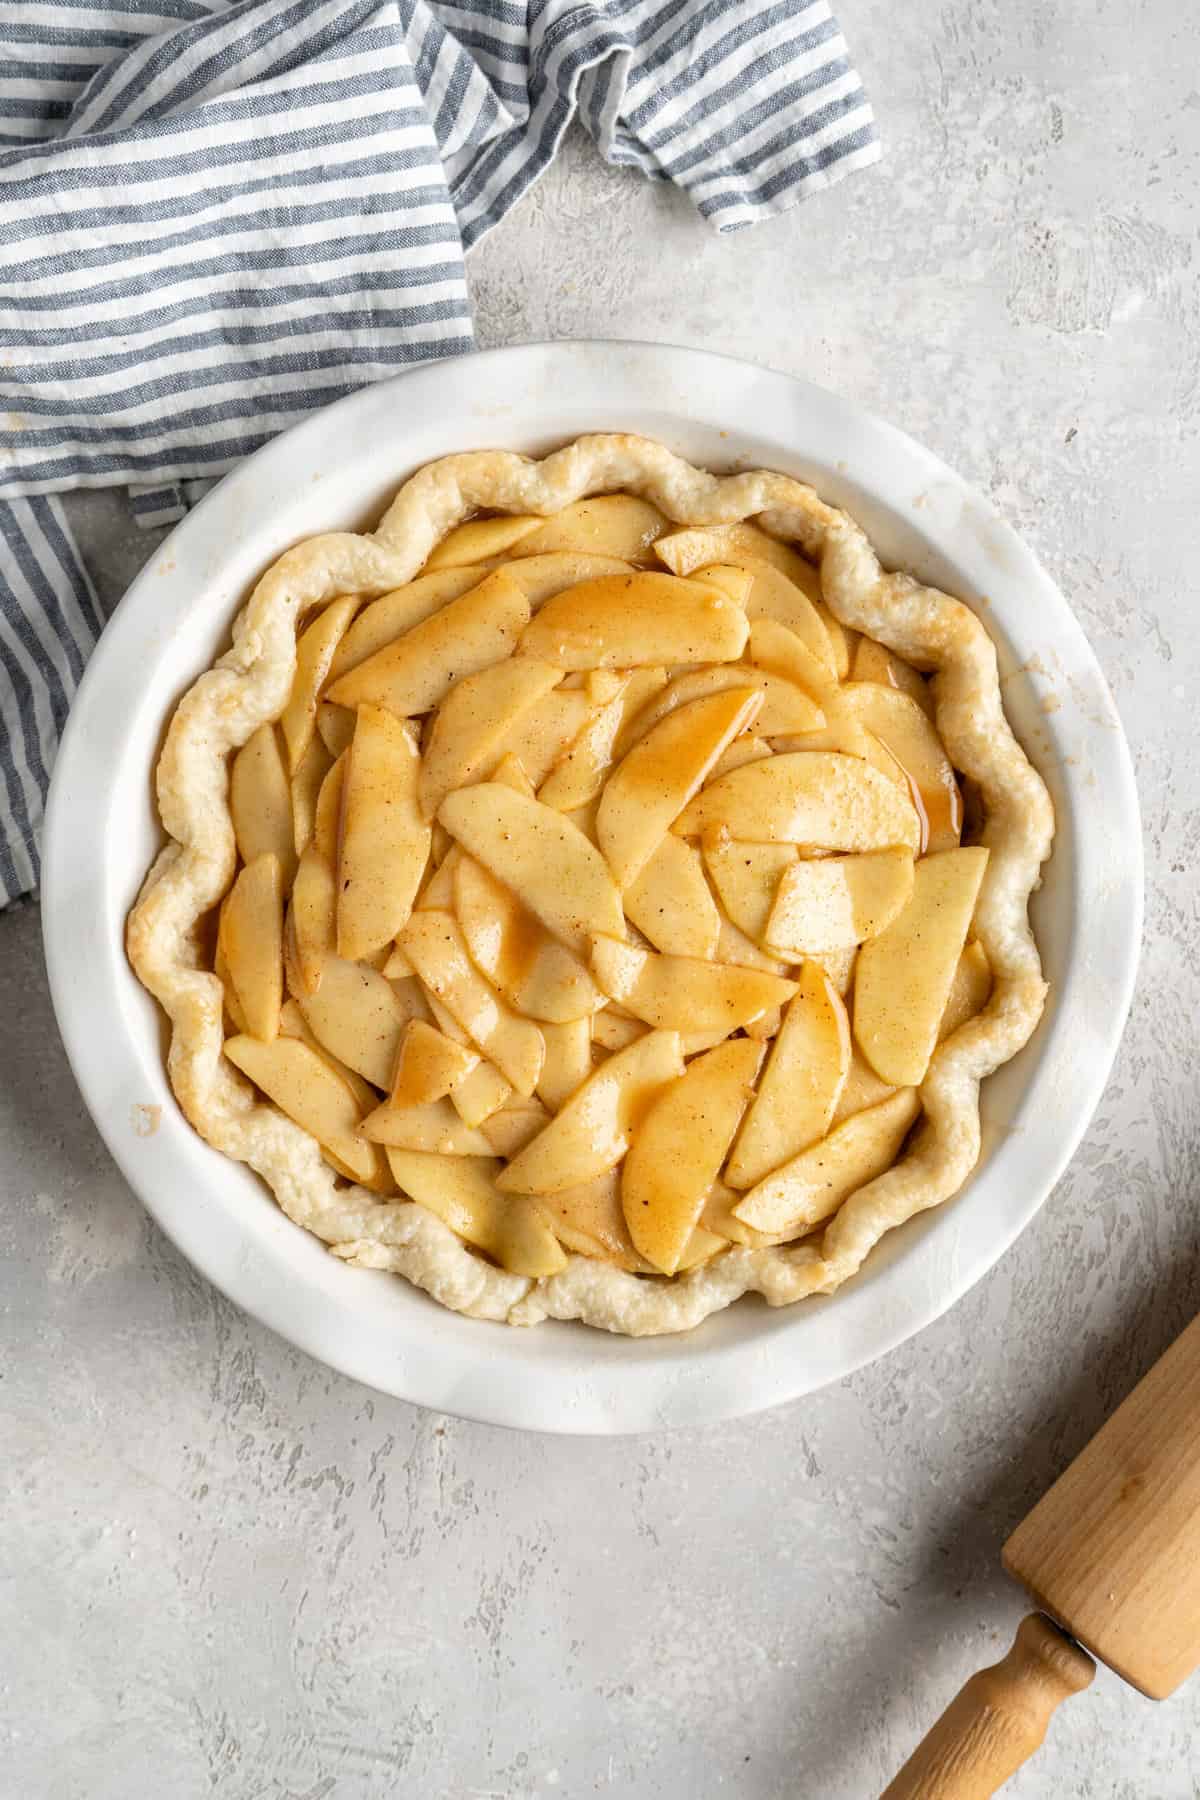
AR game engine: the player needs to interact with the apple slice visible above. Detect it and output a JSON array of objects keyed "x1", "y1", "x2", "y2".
[
  {"x1": 317, "y1": 1150, "x2": 394, "y2": 1193},
  {"x1": 326, "y1": 568, "x2": 529, "y2": 718},
  {"x1": 537, "y1": 674, "x2": 631, "y2": 811},
  {"x1": 289, "y1": 844, "x2": 336, "y2": 995},
  {"x1": 214, "y1": 911, "x2": 249, "y2": 1034},
  {"x1": 418, "y1": 657, "x2": 562, "y2": 821},
  {"x1": 440, "y1": 783, "x2": 624, "y2": 954},
  {"x1": 536, "y1": 1017, "x2": 593, "y2": 1111},
  {"x1": 815, "y1": 945, "x2": 858, "y2": 997},
  {"x1": 725, "y1": 963, "x2": 851, "y2": 1189},
  {"x1": 280, "y1": 594, "x2": 360, "y2": 771},
  {"x1": 479, "y1": 687, "x2": 592, "y2": 789},
  {"x1": 519, "y1": 572, "x2": 748, "y2": 668},
  {"x1": 608, "y1": 667, "x2": 678, "y2": 759},
  {"x1": 765, "y1": 848, "x2": 915, "y2": 956},
  {"x1": 400, "y1": 910, "x2": 545, "y2": 1096},
  {"x1": 654, "y1": 523, "x2": 820, "y2": 595},
  {"x1": 329, "y1": 567, "x2": 489, "y2": 682},
  {"x1": 853, "y1": 847, "x2": 990, "y2": 1086},
  {"x1": 382, "y1": 942, "x2": 414, "y2": 979},
  {"x1": 480, "y1": 1096, "x2": 551, "y2": 1157},
  {"x1": 713, "y1": 908, "x2": 789, "y2": 975},
  {"x1": 390, "y1": 1018, "x2": 478, "y2": 1109},
  {"x1": 424, "y1": 514, "x2": 541, "y2": 569},
  {"x1": 597, "y1": 686, "x2": 763, "y2": 890},
  {"x1": 622, "y1": 1038, "x2": 764, "y2": 1274},
  {"x1": 747, "y1": 615, "x2": 839, "y2": 709},
  {"x1": 454, "y1": 854, "x2": 600, "y2": 1023},
  {"x1": 315, "y1": 701, "x2": 356, "y2": 761},
  {"x1": 390, "y1": 973, "x2": 434, "y2": 1025},
  {"x1": 475, "y1": 1186, "x2": 582, "y2": 1278},
  {"x1": 591, "y1": 1009, "x2": 646, "y2": 1051},
  {"x1": 737, "y1": 561, "x2": 836, "y2": 673},
  {"x1": 676, "y1": 1226, "x2": 729, "y2": 1270},
  {"x1": 282, "y1": 922, "x2": 310, "y2": 1004},
  {"x1": 701, "y1": 1178, "x2": 778, "y2": 1248},
  {"x1": 591, "y1": 935, "x2": 796, "y2": 1032},
  {"x1": 311, "y1": 750, "x2": 346, "y2": 864},
  {"x1": 733, "y1": 1088, "x2": 921, "y2": 1235},
  {"x1": 224, "y1": 1032, "x2": 379, "y2": 1183},
  {"x1": 814, "y1": 602, "x2": 852, "y2": 678},
  {"x1": 297, "y1": 953, "x2": 410, "y2": 1088},
  {"x1": 502, "y1": 552, "x2": 634, "y2": 607},
  {"x1": 361, "y1": 1097, "x2": 492, "y2": 1154},
  {"x1": 838, "y1": 682, "x2": 962, "y2": 853},
  {"x1": 278, "y1": 998, "x2": 376, "y2": 1101},
  {"x1": 768, "y1": 711, "x2": 878, "y2": 763},
  {"x1": 702, "y1": 833, "x2": 797, "y2": 942},
  {"x1": 289, "y1": 732, "x2": 333, "y2": 858},
  {"x1": 672, "y1": 751, "x2": 921, "y2": 851},
  {"x1": 539, "y1": 1171, "x2": 653, "y2": 1272},
  {"x1": 710, "y1": 734, "x2": 772, "y2": 779},
  {"x1": 683, "y1": 563, "x2": 754, "y2": 607},
  {"x1": 447, "y1": 1056, "x2": 512, "y2": 1129},
  {"x1": 415, "y1": 843, "x2": 459, "y2": 911},
  {"x1": 831, "y1": 1048, "x2": 897, "y2": 1127},
  {"x1": 418, "y1": 989, "x2": 513, "y2": 1126},
  {"x1": 703, "y1": 1190, "x2": 834, "y2": 1251},
  {"x1": 516, "y1": 495, "x2": 667, "y2": 563},
  {"x1": 496, "y1": 1030, "x2": 684, "y2": 1195},
  {"x1": 586, "y1": 671, "x2": 623, "y2": 703},
  {"x1": 230, "y1": 723, "x2": 296, "y2": 889},
  {"x1": 336, "y1": 706, "x2": 430, "y2": 961},
  {"x1": 220, "y1": 853, "x2": 283, "y2": 1041},
  {"x1": 563, "y1": 796, "x2": 601, "y2": 846},
  {"x1": 938, "y1": 940, "x2": 993, "y2": 1042},
  {"x1": 851, "y1": 635, "x2": 934, "y2": 715},
  {"x1": 276, "y1": 1001, "x2": 393, "y2": 1191},
  {"x1": 618, "y1": 663, "x2": 823, "y2": 740},
  {"x1": 490, "y1": 752, "x2": 537, "y2": 797},
  {"x1": 281, "y1": 908, "x2": 303, "y2": 1003},
  {"x1": 624, "y1": 834, "x2": 721, "y2": 958},
  {"x1": 858, "y1": 729, "x2": 914, "y2": 789},
  {"x1": 385, "y1": 1150, "x2": 566, "y2": 1277},
  {"x1": 612, "y1": 664, "x2": 669, "y2": 726},
  {"x1": 744, "y1": 1005, "x2": 782, "y2": 1043}
]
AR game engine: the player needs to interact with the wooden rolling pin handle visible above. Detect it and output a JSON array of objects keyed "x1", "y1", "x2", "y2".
[{"x1": 880, "y1": 1614, "x2": 1096, "y2": 1800}]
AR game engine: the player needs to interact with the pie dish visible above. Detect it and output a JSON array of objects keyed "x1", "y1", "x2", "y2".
[
  {"x1": 42, "y1": 342, "x2": 1140, "y2": 1427},
  {"x1": 125, "y1": 428, "x2": 1054, "y2": 1337}
]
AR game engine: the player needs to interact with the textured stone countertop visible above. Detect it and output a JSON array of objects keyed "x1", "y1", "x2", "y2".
[{"x1": 4, "y1": 4, "x2": 1199, "y2": 1796}]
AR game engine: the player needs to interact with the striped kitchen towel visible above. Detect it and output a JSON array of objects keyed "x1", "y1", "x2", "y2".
[{"x1": 0, "y1": 0, "x2": 879, "y2": 905}]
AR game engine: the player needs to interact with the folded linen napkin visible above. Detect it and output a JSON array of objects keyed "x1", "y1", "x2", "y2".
[{"x1": 0, "y1": 0, "x2": 879, "y2": 905}]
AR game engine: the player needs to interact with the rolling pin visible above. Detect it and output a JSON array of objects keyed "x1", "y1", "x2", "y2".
[{"x1": 882, "y1": 1309, "x2": 1200, "y2": 1797}]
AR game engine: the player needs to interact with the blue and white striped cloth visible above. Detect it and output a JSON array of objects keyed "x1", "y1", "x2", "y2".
[{"x1": 0, "y1": 0, "x2": 879, "y2": 906}]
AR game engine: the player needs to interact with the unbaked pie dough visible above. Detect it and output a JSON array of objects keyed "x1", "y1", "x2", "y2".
[{"x1": 126, "y1": 434, "x2": 1054, "y2": 1336}]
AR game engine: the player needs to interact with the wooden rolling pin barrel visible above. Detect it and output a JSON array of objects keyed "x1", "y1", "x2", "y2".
[{"x1": 882, "y1": 1309, "x2": 1200, "y2": 1797}]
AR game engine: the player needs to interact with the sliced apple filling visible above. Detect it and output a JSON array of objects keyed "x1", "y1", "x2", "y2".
[{"x1": 213, "y1": 494, "x2": 997, "y2": 1284}]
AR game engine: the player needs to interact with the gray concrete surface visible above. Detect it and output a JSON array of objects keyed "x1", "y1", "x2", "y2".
[{"x1": 5, "y1": 2, "x2": 1200, "y2": 1794}]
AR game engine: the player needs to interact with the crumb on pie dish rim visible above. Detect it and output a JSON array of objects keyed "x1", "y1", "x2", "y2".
[{"x1": 43, "y1": 345, "x2": 1141, "y2": 1427}]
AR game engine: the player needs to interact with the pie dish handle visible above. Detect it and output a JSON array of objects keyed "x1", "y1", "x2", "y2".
[{"x1": 879, "y1": 1614, "x2": 1095, "y2": 1799}]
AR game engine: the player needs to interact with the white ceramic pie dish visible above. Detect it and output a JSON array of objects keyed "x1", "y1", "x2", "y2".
[{"x1": 42, "y1": 342, "x2": 1141, "y2": 1434}]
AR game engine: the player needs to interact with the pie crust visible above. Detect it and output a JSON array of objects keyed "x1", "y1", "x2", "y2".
[{"x1": 126, "y1": 434, "x2": 1054, "y2": 1336}]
